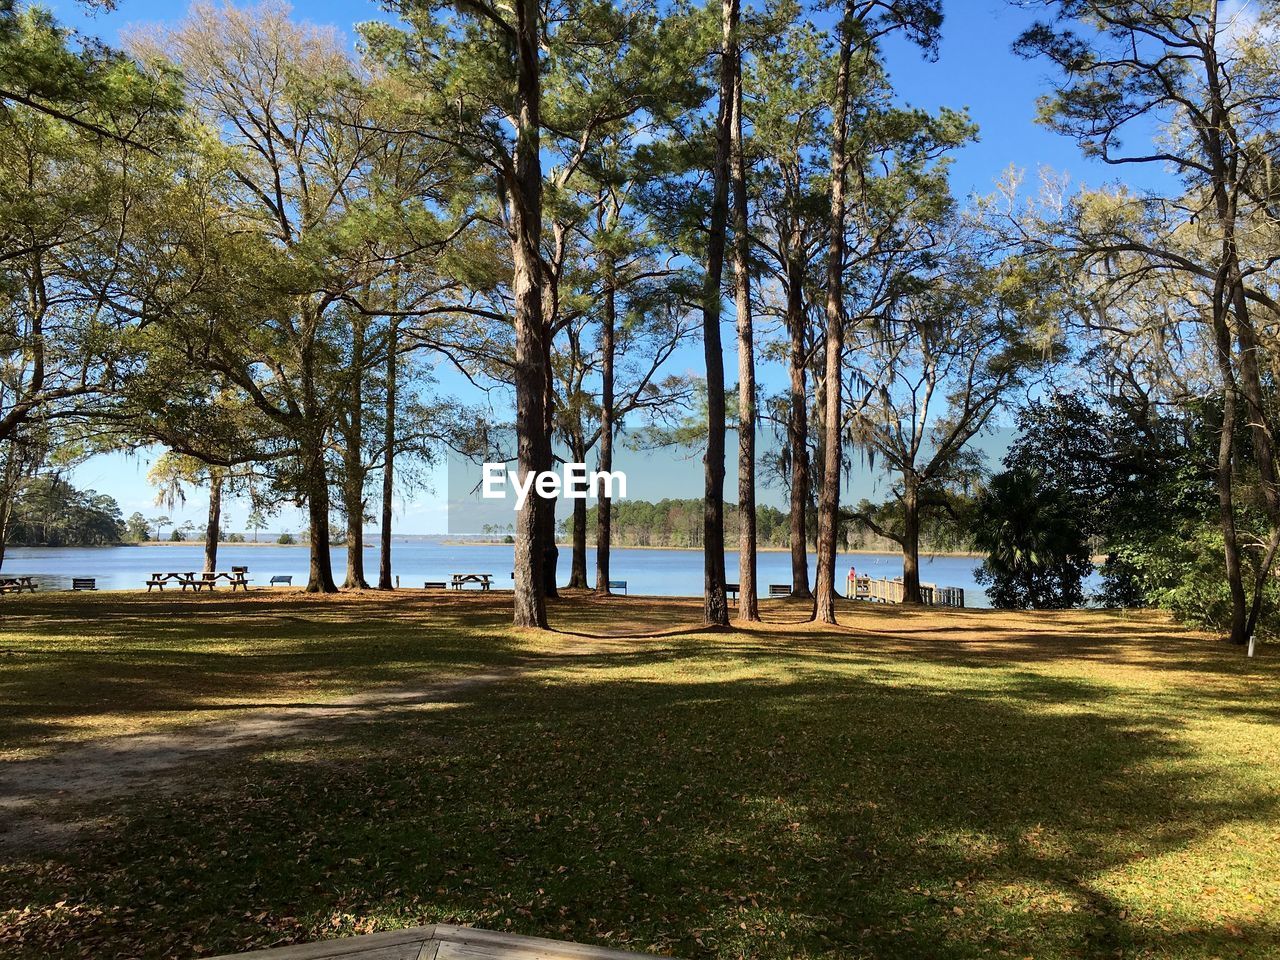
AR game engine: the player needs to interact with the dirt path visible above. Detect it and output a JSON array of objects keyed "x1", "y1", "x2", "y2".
[{"x1": 0, "y1": 644, "x2": 610, "y2": 854}]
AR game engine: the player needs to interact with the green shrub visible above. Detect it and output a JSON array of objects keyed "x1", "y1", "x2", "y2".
[
  {"x1": 1110, "y1": 526, "x2": 1280, "y2": 636},
  {"x1": 973, "y1": 468, "x2": 1094, "y2": 609}
]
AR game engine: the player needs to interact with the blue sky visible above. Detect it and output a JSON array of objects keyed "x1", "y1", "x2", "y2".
[{"x1": 48, "y1": 0, "x2": 1160, "y2": 535}]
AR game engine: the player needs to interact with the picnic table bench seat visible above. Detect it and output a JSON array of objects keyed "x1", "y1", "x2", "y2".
[{"x1": 216, "y1": 571, "x2": 252, "y2": 592}]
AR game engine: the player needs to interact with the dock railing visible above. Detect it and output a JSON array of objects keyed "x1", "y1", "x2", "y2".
[{"x1": 848, "y1": 574, "x2": 964, "y2": 608}]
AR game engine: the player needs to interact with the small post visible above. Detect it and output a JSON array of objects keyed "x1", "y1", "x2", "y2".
[{"x1": 1247, "y1": 633, "x2": 1256, "y2": 658}]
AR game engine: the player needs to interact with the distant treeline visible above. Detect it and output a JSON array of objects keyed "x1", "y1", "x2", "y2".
[
  {"x1": 579, "y1": 498, "x2": 971, "y2": 553},
  {"x1": 580, "y1": 499, "x2": 790, "y2": 549},
  {"x1": 4, "y1": 477, "x2": 125, "y2": 548}
]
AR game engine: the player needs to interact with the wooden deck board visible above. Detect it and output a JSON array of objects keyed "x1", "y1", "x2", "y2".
[{"x1": 208, "y1": 924, "x2": 675, "y2": 960}]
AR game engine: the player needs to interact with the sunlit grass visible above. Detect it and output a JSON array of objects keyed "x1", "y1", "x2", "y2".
[{"x1": 1, "y1": 592, "x2": 1278, "y2": 958}]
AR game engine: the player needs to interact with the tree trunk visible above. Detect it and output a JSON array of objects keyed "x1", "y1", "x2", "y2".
[
  {"x1": 0, "y1": 453, "x2": 15, "y2": 572},
  {"x1": 814, "y1": 2, "x2": 854, "y2": 625},
  {"x1": 298, "y1": 298, "x2": 339, "y2": 594},
  {"x1": 1203, "y1": 48, "x2": 1280, "y2": 529},
  {"x1": 1203, "y1": 62, "x2": 1267, "y2": 643},
  {"x1": 305, "y1": 443, "x2": 338, "y2": 593},
  {"x1": 340, "y1": 436, "x2": 367, "y2": 588},
  {"x1": 510, "y1": 0, "x2": 548, "y2": 628},
  {"x1": 700, "y1": 0, "x2": 737, "y2": 628},
  {"x1": 203, "y1": 470, "x2": 222, "y2": 574},
  {"x1": 1227, "y1": 262, "x2": 1280, "y2": 598},
  {"x1": 343, "y1": 474, "x2": 367, "y2": 588},
  {"x1": 595, "y1": 252, "x2": 616, "y2": 594},
  {"x1": 341, "y1": 304, "x2": 369, "y2": 590},
  {"x1": 785, "y1": 231, "x2": 810, "y2": 599},
  {"x1": 1218, "y1": 382, "x2": 1248, "y2": 643},
  {"x1": 569, "y1": 497, "x2": 588, "y2": 588},
  {"x1": 0, "y1": 501, "x2": 11, "y2": 571},
  {"x1": 378, "y1": 317, "x2": 397, "y2": 589},
  {"x1": 541, "y1": 510, "x2": 559, "y2": 596},
  {"x1": 538, "y1": 235, "x2": 560, "y2": 601},
  {"x1": 568, "y1": 432, "x2": 589, "y2": 588},
  {"x1": 539, "y1": 363, "x2": 559, "y2": 600},
  {"x1": 1208, "y1": 292, "x2": 1248, "y2": 644},
  {"x1": 731, "y1": 55, "x2": 758, "y2": 622},
  {"x1": 901, "y1": 476, "x2": 922, "y2": 604},
  {"x1": 1225, "y1": 277, "x2": 1275, "y2": 482}
]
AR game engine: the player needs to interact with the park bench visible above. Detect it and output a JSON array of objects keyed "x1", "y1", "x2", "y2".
[
  {"x1": 768, "y1": 583, "x2": 790, "y2": 598},
  {"x1": 423, "y1": 580, "x2": 447, "y2": 589},
  {"x1": 451, "y1": 573, "x2": 493, "y2": 591},
  {"x1": 607, "y1": 579, "x2": 627, "y2": 595},
  {"x1": 269, "y1": 575, "x2": 292, "y2": 587},
  {"x1": 0, "y1": 576, "x2": 37, "y2": 594},
  {"x1": 71, "y1": 577, "x2": 96, "y2": 592},
  {"x1": 726, "y1": 582, "x2": 739, "y2": 604}
]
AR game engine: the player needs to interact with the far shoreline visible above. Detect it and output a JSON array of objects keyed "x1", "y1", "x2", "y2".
[
  {"x1": 443, "y1": 539, "x2": 982, "y2": 559},
  {"x1": 12, "y1": 540, "x2": 985, "y2": 560},
  {"x1": 138, "y1": 540, "x2": 301, "y2": 548}
]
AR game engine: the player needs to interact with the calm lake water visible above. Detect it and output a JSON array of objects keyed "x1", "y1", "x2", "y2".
[{"x1": 0, "y1": 541, "x2": 995, "y2": 606}]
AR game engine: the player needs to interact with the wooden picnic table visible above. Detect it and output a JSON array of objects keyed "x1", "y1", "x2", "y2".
[
  {"x1": 146, "y1": 572, "x2": 181, "y2": 591},
  {"x1": 0, "y1": 575, "x2": 36, "y2": 595},
  {"x1": 149, "y1": 571, "x2": 252, "y2": 592},
  {"x1": 451, "y1": 573, "x2": 494, "y2": 591}
]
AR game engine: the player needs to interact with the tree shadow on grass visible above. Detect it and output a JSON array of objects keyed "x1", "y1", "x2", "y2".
[
  {"x1": 0, "y1": 593, "x2": 532, "y2": 753},
  {"x1": 1, "y1": 644, "x2": 1277, "y2": 960}
]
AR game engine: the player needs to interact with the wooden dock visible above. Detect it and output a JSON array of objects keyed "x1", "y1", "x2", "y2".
[
  {"x1": 208, "y1": 924, "x2": 678, "y2": 959},
  {"x1": 849, "y1": 575, "x2": 965, "y2": 608}
]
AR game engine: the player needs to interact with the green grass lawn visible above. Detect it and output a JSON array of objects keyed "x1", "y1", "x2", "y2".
[{"x1": 1, "y1": 592, "x2": 1278, "y2": 958}]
